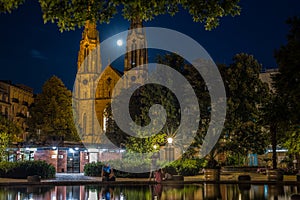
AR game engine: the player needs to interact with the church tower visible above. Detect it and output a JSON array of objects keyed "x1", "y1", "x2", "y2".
[
  {"x1": 74, "y1": 20, "x2": 102, "y2": 145},
  {"x1": 74, "y1": 19, "x2": 149, "y2": 147},
  {"x1": 124, "y1": 18, "x2": 148, "y2": 87}
]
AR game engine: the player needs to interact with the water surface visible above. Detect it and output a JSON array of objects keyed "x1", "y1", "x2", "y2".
[{"x1": 0, "y1": 183, "x2": 299, "y2": 200}]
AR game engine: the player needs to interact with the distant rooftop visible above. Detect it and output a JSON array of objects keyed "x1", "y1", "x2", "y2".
[{"x1": 0, "y1": 80, "x2": 33, "y2": 93}]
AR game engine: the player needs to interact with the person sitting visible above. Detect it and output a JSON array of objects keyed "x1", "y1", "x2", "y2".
[
  {"x1": 154, "y1": 168, "x2": 163, "y2": 183},
  {"x1": 164, "y1": 171, "x2": 173, "y2": 180},
  {"x1": 101, "y1": 163, "x2": 116, "y2": 181}
]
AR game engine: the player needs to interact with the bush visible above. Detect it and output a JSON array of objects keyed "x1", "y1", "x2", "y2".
[
  {"x1": 0, "y1": 161, "x2": 15, "y2": 177},
  {"x1": 0, "y1": 161, "x2": 55, "y2": 179},
  {"x1": 84, "y1": 162, "x2": 104, "y2": 177},
  {"x1": 163, "y1": 165, "x2": 177, "y2": 175},
  {"x1": 84, "y1": 160, "x2": 152, "y2": 178},
  {"x1": 164, "y1": 158, "x2": 205, "y2": 176}
]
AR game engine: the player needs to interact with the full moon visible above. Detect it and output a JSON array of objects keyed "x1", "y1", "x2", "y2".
[{"x1": 117, "y1": 39, "x2": 123, "y2": 46}]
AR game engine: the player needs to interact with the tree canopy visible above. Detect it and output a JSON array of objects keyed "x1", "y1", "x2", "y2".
[
  {"x1": 0, "y1": 116, "x2": 22, "y2": 161},
  {"x1": 273, "y1": 17, "x2": 300, "y2": 155},
  {"x1": 274, "y1": 17, "x2": 300, "y2": 127},
  {"x1": 222, "y1": 53, "x2": 269, "y2": 159},
  {"x1": 27, "y1": 76, "x2": 79, "y2": 142},
  {"x1": 1, "y1": 0, "x2": 240, "y2": 31}
]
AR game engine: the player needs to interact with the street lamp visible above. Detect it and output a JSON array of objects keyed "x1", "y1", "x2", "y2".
[
  {"x1": 167, "y1": 137, "x2": 173, "y2": 144},
  {"x1": 166, "y1": 137, "x2": 174, "y2": 162}
]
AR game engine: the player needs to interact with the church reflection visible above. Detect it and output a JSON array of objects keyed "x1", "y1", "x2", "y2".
[{"x1": 0, "y1": 184, "x2": 299, "y2": 200}]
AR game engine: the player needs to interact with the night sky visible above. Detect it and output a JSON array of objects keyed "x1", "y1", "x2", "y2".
[{"x1": 0, "y1": 0, "x2": 299, "y2": 93}]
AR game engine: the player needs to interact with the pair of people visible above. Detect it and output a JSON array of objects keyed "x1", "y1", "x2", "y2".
[
  {"x1": 101, "y1": 163, "x2": 116, "y2": 181},
  {"x1": 154, "y1": 168, "x2": 173, "y2": 183}
]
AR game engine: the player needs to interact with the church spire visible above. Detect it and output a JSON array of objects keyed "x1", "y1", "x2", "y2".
[
  {"x1": 124, "y1": 18, "x2": 148, "y2": 72},
  {"x1": 77, "y1": 20, "x2": 101, "y2": 73}
]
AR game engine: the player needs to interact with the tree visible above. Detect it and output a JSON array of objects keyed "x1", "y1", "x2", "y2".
[
  {"x1": 274, "y1": 17, "x2": 300, "y2": 129},
  {"x1": 103, "y1": 103, "x2": 128, "y2": 147},
  {"x1": 0, "y1": 131, "x2": 10, "y2": 161},
  {"x1": 0, "y1": 116, "x2": 22, "y2": 161},
  {"x1": 27, "y1": 76, "x2": 79, "y2": 142},
  {"x1": 1, "y1": 0, "x2": 241, "y2": 31},
  {"x1": 273, "y1": 17, "x2": 300, "y2": 159},
  {"x1": 261, "y1": 94, "x2": 288, "y2": 169},
  {"x1": 222, "y1": 53, "x2": 269, "y2": 164}
]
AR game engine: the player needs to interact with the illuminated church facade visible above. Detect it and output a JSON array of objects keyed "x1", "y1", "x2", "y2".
[{"x1": 73, "y1": 19, "x2": 148, "y2": 147}]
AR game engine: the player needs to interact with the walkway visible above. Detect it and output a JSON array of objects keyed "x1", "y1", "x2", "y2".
[{"x1": 0, "y1": 172, "x2": 298, "y2": 186}]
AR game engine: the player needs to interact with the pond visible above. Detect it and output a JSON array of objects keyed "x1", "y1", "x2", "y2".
[{"x1": 0, "y1": 183, "x2": 299, "y2": 200}]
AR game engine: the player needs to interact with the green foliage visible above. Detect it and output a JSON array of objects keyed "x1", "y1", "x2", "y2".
[
  {"x1": 283, "y1": 126, "x2": 300, "y2": 154},
  {"x1": 164, "y1": 158, "x2": 205, "y2": 176},
  {"x1": 0, "y1": 161, "x2": 15, "y2": 176},
  {"x1": 0, "y1": 116, "x2": 22, "y2": 143},
  {"x1": 222, "y1": 53, "x2": 269, "y2": 158},
  {"x1": 103, "y1": 104, "x2": 128, "y2": 147},
  {"x1": 84, "y1": 162, "x2": 103, "y2": 177},
  {"x1": 126, "y1": 131, "x2": 166, "y2": 154},
  {"x1": 273, "y1": 17, "x2": 300, "y2": 156},
  {"x1": 27, "y1": 76, "x2": 79, "y2": 142},
  {"x1": 0, "y1": 160, "x2": 55, "y2": 179},
  {"x1": 0, "y1": 0, "x2": 240, "y2": 31},
  {"x1": 0, "y1": 132, "x2": 9, "y2": 162},
  {"x1": 0, "y1": 0, "x2": 24, "y2": 13},
  {"x1": 0, "y1": 116, "x2": 22, "y2": 161},
  {"x1": 274, "y1": 17, "x2": 300, "y2": 127}
]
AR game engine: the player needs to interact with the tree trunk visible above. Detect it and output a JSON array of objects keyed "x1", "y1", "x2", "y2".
[{"x1": 271, "y1": 124, "x2": 277, "y2": 169}]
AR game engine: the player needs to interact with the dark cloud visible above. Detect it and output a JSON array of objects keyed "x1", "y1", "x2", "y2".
[{"x1": 30, "y1": 49, "x2": 48, "y2": 60}]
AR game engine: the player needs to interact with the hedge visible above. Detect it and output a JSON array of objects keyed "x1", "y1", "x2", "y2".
[
  {"x1": 164, "y1": 158, "x2": 206, "y2": 176},
  {"x1": 84, "y1": 162, "x2": 104, "y2": 177},
  {"x1": 0, "y1": 160, "x2": 55, "y2": 179},
  {"x1": 84, "y1": 161, "x2": 150, "y2": 178}
]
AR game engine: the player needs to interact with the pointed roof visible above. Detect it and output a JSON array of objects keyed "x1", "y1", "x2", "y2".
[
  {"x1": 103, "y1": 65, "x2": 123, "y2": 77},
  {"x1": 130, "y1": 17, "x2": 143, "y2": 29},
  {"x1": 82, "y1": 20, "x2": 99, "y2": 41}
]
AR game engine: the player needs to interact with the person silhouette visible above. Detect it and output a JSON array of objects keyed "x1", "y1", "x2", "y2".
[
  {"x1": 154, "y1": 168, "x2": 163, "y2": 183},
  {"x1": 101, "y1": 163, "x2": 116, "y2": 181}
]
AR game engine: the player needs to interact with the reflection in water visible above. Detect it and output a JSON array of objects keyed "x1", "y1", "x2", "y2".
[{"x1": 0, "y1": 184, "x2": 299, "y2": 199}]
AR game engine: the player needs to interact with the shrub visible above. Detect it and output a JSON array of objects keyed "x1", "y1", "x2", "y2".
[
  {"x1": 0, "y1": 161, "x2": 55, "y2": 179},
  {"x1": 163, "y1": 164, "x2": 177, "y2": 175},
  {"x1": 84, "y1": 160, "x2": 152, "y2": 178},
  {"x1": 84, "y1": 162, "x2": 104, "y2": 177},
  {"x1": 164, "y1": 158, "x2": 206, "y2": 176},
  {"x1": 178, "y1": 159, "x2": 202, "y2": 176},
  {"x1": 0, "y1": 161, "x2": 15, "y2": 177}
]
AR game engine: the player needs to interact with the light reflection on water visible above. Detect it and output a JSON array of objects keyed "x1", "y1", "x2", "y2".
[{"x1": 0, "y1": 184, "x2": 299, "y2": 200}]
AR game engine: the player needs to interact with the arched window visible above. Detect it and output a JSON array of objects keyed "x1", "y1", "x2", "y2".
[{"x1": 83, "y1": 113, "x2": 87, "y2": 134}]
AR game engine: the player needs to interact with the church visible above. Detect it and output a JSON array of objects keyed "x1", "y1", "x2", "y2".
[{"x1": 73, "y1": 19, "x2": 148, "y2": 148}]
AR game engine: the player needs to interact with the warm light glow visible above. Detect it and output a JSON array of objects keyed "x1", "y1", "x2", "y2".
[
  {"x1": 153, "y1": 144, "x2": 158, "y2": 149},
  {"x1": 167, "y1": 137, "x2": 173, "y2": 144},
  {"x1": 117, "y1": 39, "x2": 123, "y2": 46}
]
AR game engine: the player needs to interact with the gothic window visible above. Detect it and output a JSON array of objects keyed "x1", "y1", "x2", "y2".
[
  {"x1": 84, "y1": 44, "x2": 89, "y2": 58},
  {"x1": 131, "y1": 40, "x2": 137, "y2": 67},
  {"x1": 83, "y1": 113, "x2": 87, "y2": 134},
  {"x1": 106, "y1": 77, "x2": 112, "y2": 85}
]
